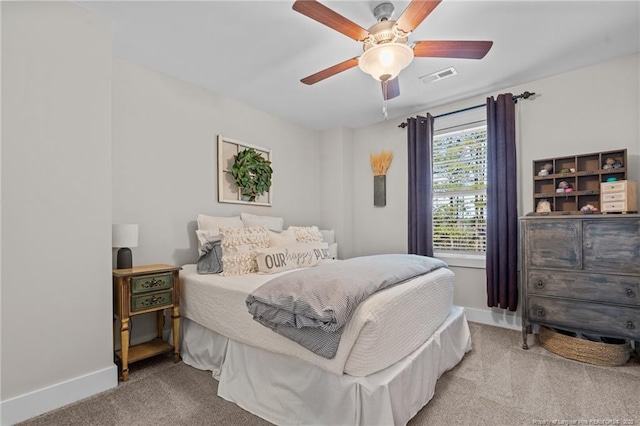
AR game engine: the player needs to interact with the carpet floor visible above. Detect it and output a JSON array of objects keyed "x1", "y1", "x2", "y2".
[{"x1": 18, "y1": 322, "x2": 640, "y2": 426}]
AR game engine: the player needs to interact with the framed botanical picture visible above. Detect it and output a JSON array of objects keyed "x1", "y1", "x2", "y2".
[{"x1": 217, "y1": 135, "x2": 272, "y2": 206}]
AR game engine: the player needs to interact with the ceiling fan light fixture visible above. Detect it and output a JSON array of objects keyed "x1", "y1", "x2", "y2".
[{"x1": 358, "y1": 42, "x2": 414, "y2": 81}]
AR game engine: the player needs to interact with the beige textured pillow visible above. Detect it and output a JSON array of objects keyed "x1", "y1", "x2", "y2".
[
  {"x1": 220, "y1": 226, "x2": 269, "y2": 276},
  {"x1": 268, "y1": 229, "x2": 297, "y2": 247},
  {"x1": 255, "y1": 242, "x2": 330, "y2": 274},
  {"x1": 288, "y1": 226, "x2": 324, "y2": 243}
]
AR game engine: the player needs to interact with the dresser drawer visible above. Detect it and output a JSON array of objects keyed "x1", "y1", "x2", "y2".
[
  {"x1": 528, "y1": 270, "x2": 640, "y2": 306},
  {"x1": 602, "y1": 201, "x2": 628, "y2": 212},
  {"x1": 528, "y1": 296, "x2": 640, "y2": 339},
  {"x1": 600, "y1": 181, "x2": 627, "y2": 193},
  {"x1": 601, "y1": 192, "x2": 626, "y2": 202},
  {"x1": 131, "y1": 273, "x2": 173, "y2": 294},
  {"x1": 131, "y1": 290, "x2": 173, "y2": 312}
]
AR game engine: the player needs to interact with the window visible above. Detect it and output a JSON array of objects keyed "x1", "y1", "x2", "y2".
[{"x1": 432, "y1": 114, "x2": 487, "y2": 257}]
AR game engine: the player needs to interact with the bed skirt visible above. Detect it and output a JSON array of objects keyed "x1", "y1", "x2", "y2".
[{"x1": 180, "y1": 306, "x2": 472, "y2": 426}]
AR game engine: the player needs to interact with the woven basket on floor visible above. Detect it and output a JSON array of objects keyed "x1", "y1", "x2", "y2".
[{"x1": 538, "y1": 326, "x2": 630, "y2": 367}]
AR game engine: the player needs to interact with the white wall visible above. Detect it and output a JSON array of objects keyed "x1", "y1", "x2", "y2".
[
  {"x1": 1, "y1": 2, "x2": 115, "y2": 424},
  {"x1": 320, "y1": 127, "x2": 354, "y2": 259},
  {"x1": 111, "y1": 58, "x2": 322, "y2": 341},
  {"x1": 344, "y1": 53, "x2": 640, "y2": 322}
]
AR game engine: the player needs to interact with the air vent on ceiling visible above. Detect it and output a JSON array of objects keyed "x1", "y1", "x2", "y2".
[{"x1": 419, "y1": 67, "x2": 458, "y2": 84}]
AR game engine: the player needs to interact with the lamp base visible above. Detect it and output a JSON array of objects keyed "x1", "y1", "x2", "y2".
[{"x1": 117, "y1": 247, "x2": 133, "y2": 269}]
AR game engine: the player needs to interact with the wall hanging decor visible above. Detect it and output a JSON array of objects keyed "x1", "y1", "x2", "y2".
[
  {"x1": 218, "y1": 135, "x2": 272, "y2": 206},
  {"x1": 370, "y1": 151, "x2": 393, "y2": 207}
]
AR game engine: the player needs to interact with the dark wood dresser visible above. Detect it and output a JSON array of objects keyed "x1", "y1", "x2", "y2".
[{"x1": 520, "y1": 215, "x2": 640, "y2": 349}]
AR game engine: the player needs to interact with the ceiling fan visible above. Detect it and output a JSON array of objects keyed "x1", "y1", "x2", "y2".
[{"x1": 292, "y1": 0, "x2": 493, "y2": 101}]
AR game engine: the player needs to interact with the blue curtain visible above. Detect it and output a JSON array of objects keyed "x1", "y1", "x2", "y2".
[
  {"x1": 407, "y1": 114, "x2": 434, "y2": 257},
  {"x1": 486, "y1": 94, "x2": 518, "y2": 311}
]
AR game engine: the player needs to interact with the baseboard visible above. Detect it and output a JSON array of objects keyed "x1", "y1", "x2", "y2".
[
  {"x1": 464, "y1": 307, "x2": 522, "y2": 331},
  {"x1": 1, "y1": 364, "x2": 118, "y2": 426}
]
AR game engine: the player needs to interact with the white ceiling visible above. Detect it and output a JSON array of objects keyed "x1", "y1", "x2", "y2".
[{"x1": 78, "y1": 1, "x2": 640, "y2": 131}]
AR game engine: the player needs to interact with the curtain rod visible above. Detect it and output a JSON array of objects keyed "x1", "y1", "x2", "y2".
[{"x1": 397, "y1": 91, "x2": 535, "y2": 129}]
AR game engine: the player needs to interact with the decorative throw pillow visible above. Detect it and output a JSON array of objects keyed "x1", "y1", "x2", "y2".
[
  {"x1": 240, "y1": 212, "x2": 284, "y2": 232},
  {"x1": 288, "y1": 226, "x2": 324, "y2": 243},
  {"x1": 268, "y1": 229, "x2": 297, "y2": 247},
  {"x1": 255, "y1": 242, "x2": 330, "y2": 274},
  {"x1": 195, "y1": 232, "x2": 223, "y2": 274},
  {"x1": 219, "y1": 226, "x2": 270, "y2": 276}
]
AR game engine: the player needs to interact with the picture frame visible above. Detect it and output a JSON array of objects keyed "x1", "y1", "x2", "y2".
[{"x1": 217, "y1": 135, "x2": 272, "y2": 206}]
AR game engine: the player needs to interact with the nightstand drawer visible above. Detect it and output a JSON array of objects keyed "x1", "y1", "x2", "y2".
[
  {"x1": 131, "y1": 273, "x2": 173, "y2": 294},
  {"x1": 131, "y1": 290, "x2": 173, "y2": 312}
]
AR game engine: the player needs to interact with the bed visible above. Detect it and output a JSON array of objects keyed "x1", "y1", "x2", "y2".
[{"x1": 178, "y1": 256, "x2": 472, "y2": 425}]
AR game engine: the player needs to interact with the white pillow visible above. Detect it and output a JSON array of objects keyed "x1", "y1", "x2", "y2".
[
  {"x1": 268, "y1": 229, "x2": 297, "y2": 247},
  {"x1": 255, "y1": 242, "x2": 330, "y2": 274},
  {"x1": 197, "y1": 214, "x2": 243, "y2": 234},
  {"x1": 288, "y1": 225, "x2": 324, "y2": 243},
  {"x1": 320, "y1": 229, "x2": 335, "y2": 244},
  {"x1": 240, "y1": 212, "x2": 284, "y2": 232},
  {"x1": 219, "y1": 226, "x2": 270, "y2": 276}
]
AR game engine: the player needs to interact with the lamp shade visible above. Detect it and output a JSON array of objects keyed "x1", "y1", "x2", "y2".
[
  {"x1": 112, "y1": 224, "x2": 139, "y2": 248},
  {"x1": 358, "y1": 42, "x2": 414, "y2": 82}
]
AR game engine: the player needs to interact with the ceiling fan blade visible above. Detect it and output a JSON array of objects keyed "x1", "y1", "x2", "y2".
[
  {"x1": 301, "y1": 57, "x2": 360, "y2": 85},
  {"x1": 382, "y1": 77, "x2": 400, "y2": 100},
  {"x1": 395, "y1": 0, "x2": 442, "y2": 34},
  {"x1": 292, "y1": 0, "x2": 369, "y2": 42},
  {"x1": 413, "y1": 40, "x2": 493, "y2": 59}
]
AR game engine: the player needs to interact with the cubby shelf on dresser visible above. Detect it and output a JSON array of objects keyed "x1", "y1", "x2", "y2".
[{"x1": 531, "y1": 148, "x2": 628, "y2": 215}]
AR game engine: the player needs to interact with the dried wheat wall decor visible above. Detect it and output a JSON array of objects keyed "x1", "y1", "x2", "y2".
[{"x1": 370, "y1": 151, "x2": 393, "y2": 207}]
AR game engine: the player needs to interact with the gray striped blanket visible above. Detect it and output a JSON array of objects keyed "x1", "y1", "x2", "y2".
[{"x1": 245, "y1": 254, "x2": 447, "y2": 359}]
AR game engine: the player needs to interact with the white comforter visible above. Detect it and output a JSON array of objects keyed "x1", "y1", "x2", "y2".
[{"x1": 180, "y1": 262, "x2": 454, "y2": 376}]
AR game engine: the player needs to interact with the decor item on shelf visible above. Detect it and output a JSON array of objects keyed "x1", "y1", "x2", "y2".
[
  {"x1": 580, "y1": 204, "x2": 598, "y2": 212},
  {"x1": 603, "y1": 157, "x2": 623, "y2": 169},
  {"x1": 606, "y1": 177, "x2": 618, "y2": 182},
  {"x1": 570, "y1": 168, "x2": 576, "y2": 173},
  {"x1": 231, "y1": 147, "x2": 273, "y2": 202},
  {"x1": 370, "y1": 151, "x2": 393, "y2": 207},
  {"x1": 543, "y1": 162, "x2": 553, "y2": 173},
  {"x1": 112, "y1": 224, "x2": 138, "y2": 269},
  {"x1": 557, "y1": 181, "x2": 573, "y2": 193},
  {"x1": 559, "y1": 168, "x2": 572, "y2": 174},
  {"x1": 538, "y1": 169, "x2": 548, "y2": 177},
  {"x1": 536, "y1": 200, "x2": 551, "y2": 213}
]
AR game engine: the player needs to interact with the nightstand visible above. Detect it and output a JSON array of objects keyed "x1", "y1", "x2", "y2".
[{"x1": 113, "y1": 264, "x2": 181, "y2": 381}]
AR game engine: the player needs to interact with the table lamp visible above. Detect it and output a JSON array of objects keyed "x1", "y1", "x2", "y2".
[{"x1": 112, "y1": 224, "x2": 138, "y2": 269}]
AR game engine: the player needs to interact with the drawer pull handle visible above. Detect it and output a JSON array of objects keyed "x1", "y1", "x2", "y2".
[
  {"x1": 535, "y1": 280, "x2": 545, "y2": 289},
  {"x1": 535, "y1": 307, "x2": 545, "y2": 317},
  {"x1": 626, "y1": 289, "x2": 635, "y2": 298},
  {"x1": 144, "y1": 278, "x2": 165, "y2": 288},
  {"x1": 626, "y1": 321, "x2": 635, "y2": 330},
  {"x1": 584, "y1": 242, "x2": 593, "y2": 249}
]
